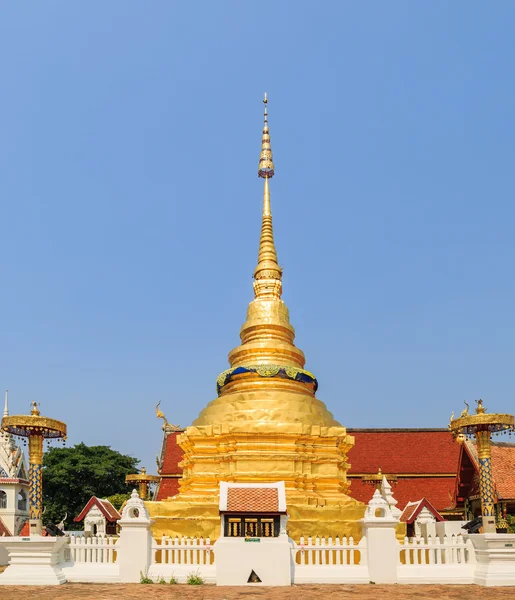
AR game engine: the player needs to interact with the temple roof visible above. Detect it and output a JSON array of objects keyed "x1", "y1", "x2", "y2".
[
  {"x1": 400, "y1": 498, "x2": 444, "y2": 524},
  {"x1": 155, "y1": 428, "x2": 183, "y2": 501},
  {"x1": 219, "y1": 482, "x2": 287, "y2": 514},
  {"x1": 74, "y1": 497, "x2": 121, "y2": 523},
  {"x1": 227, "y1": 488, "x2": 279, "y2": 513},
  {"x1": 345, "y1": 430, "x2": 461, "y2": 511},
  {"x1": 457, "y1": 440, "x2": 515, "y2": 502},
  {"x1": 491, "y1": 443, "x2": 515, "y2": 500},
  {"x1": 347, "y1": 429, "x2": 460, "y2": 474}
]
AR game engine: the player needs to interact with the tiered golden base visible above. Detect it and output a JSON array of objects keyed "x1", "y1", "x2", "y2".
[
  {"x1": 147, "y1": 420, "x2": 368, "y2": 540},
  {"x1": 147, "y1": 493, "x2": 366, "y2": 541}
]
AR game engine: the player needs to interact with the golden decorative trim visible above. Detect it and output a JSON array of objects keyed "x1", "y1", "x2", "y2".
[{"x1": 2, "y1": 414, "x2": 67, "y2": 438}]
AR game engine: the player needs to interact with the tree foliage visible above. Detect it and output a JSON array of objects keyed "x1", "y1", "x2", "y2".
[
  {"x1": 42, "y1": 443, "x2": 139, "y2": 528},
  {"x1": 104, "y1": 492, "x2": 131, "y2": 511}
]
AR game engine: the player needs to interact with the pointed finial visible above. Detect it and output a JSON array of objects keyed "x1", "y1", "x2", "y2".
[
  {"x1": 253, "y1": 94, "x2": 282, "y2": 299},
  {"x1": 3, "y1": 390, "x2": 8, "y2": 418},
  {"x1": 258, "y1": 93, "x2": 274, "y2": 178}
]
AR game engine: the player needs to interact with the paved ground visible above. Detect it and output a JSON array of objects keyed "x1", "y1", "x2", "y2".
[{"x1": 1, "y1": 584, "x2": 514, "y2": 599}]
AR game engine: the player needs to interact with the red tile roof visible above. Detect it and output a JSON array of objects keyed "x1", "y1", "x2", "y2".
[
  {"x1": 349, "y1": 477, "x2": 456, "y2": 511},
  {"x1": 348, "y1": 430, "x2": 460, "y2": 474},
  {"x1": 491, "y1": 444, "x2": 515, "y2": 500},
  {"x1": 0, "y1": 516, "x2": 12, "y2": 537},
  {"x1": 400, "y1": 502, "x2": 420, "y2": 523},
  {"x1": 400, "y1": 498, "x2": 444, "y2": 524},
  {"x1": 74, "y1": 497, "x2": 121, "y2": 523},
  {"x1": 156, "y1": 430, "x2": 184, "y2": 501},
  {"x1": 226, "y1": 488, "x2": 279, "y2": 512},
  {"x1": 347, "y1": 430, "x2": 460, "y2": 511},
  {"x1": 157, "y1": 477, "x2": 180, "y2": 500}
]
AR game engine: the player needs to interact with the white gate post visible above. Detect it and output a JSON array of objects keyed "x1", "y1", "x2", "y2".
[
  {"x1": 361, "y1": 489, "x2": 399, "y2": 584},
  {"x1": 117, "y1": 489, "x2": 154, "y2": 583}
]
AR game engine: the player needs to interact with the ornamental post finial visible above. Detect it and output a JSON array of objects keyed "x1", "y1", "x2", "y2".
[
  {"x1": 254, "y1": 94, "x2": 282, "y2": 299},
  {"x1": 3, "y1": 389, "x2": 8, "y2": 418}
]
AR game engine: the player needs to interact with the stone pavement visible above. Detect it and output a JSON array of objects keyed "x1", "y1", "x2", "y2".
[{"x1": 1, "y1": 585, "x2": 514, "y2": 599}]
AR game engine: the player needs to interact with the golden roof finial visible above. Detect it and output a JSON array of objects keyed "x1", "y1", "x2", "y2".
[
  {"x1": 155, "y1": 401, "x2": 169, "y2": 429},
  {"x1": 253, "y1": 93, "x2": 282, "y2": 299}
]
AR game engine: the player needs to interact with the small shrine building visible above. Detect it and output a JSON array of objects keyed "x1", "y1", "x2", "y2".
[{"x1": 74, "y1": 496, "x2": 121, "y2": 535}]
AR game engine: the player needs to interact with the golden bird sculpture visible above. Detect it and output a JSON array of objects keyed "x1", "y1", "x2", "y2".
[{"x1": 459, "y1": 401, "x2": 470, "y2": 418}]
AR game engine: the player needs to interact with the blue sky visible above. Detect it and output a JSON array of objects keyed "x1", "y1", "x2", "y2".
[{"x1": 1, "y1": 2, "x2": 515, "y2": 471}]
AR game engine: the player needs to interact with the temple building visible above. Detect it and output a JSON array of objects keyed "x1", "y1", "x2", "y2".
[
  {"x1": 155, "y1": 417, "x2": 184, "y2": 501},
  {"x1": 146, "y1": 97, "x2": 366, "y2": 540},
  {"x1": 156, "y1": 426, "x2": 464, "y2": 520},
  {"x1": 454, "y1": 439, "x2": 515, "y2": 521},
  {"x1": 0, "y1": 391, "x2": 29, "y2": 536},
  {"x1": 346, "y1": 428, "x2": 461, "y2": 515},
  {"x1": 74, "y1": 496, "x2": 121, "y2": 536},
  {"x1": 148, "y1": 98, "x2": 513, "y2": 538}
]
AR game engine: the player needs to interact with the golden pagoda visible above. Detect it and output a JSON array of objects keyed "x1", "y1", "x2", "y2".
[{"x1": 147, "y1": 95, "x2": 365, "y2": 539}]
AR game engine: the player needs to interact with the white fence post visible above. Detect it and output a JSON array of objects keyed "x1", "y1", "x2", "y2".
[
  {"x1": 361, "y1": 489, "x2": 399, "y2": 584},
  {"x1": 117, "y1": 489, "x2": 154, "y2": 583}
]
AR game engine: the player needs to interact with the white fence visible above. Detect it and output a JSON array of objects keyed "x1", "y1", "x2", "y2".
[
  {"x1": 291, "y1": 536, "x2": 369, "y2": 584},
  {"x1": 398, "y1": 535, "x2": 475, "y2": 584},
  {"x1": 61, "y1": 536, "x2": 120, "y2": 583},
  {"x1": 147, "y1": 536, "x2": 216, "y2": 583},
  {"x1": 66, "y1": 535, "x2": 118, "y2": 564}
]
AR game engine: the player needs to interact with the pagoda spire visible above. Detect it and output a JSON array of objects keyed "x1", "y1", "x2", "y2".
[
  {"x1": 253, "y1": 93, "x2": 283, "y2": 300},
  {"x1": 3, "y1": 389, "x2": 8, "y2": 417}
]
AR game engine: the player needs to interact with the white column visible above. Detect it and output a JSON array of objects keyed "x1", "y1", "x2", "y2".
[
  {"x1": 361, "y1": 489, "x2": 400, "y2": 584},
  {"x1": 117, "y1": 489, "x2": 154, "y2": 583}
]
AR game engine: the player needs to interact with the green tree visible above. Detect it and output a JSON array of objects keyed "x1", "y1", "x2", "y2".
[
  {"x1": 42, "y1": 443, "x2": 139, "y2": 529},
  {"x1": 104, "y1": 492, "x2": 131, "y2": 511}
]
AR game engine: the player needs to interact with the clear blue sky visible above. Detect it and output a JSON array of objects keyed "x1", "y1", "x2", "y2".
[{"x1": 1, "y1": 2, "x2": 515, "y2": 471}]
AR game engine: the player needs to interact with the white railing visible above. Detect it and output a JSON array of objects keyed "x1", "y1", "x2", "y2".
[
  {"x1": 151, "y1": 535, "x2": 214, "y2": 566},
  {"x1": 397, "y1": 535, "x2": 475, "y2": 584},
  {"x1": 67, "y1": 535, "x2": 118, "y2": 564},
  {"x1": 294, "y1": 536, "x2": 366, "y2": 566},
  {"x1": 400, "y1": 535, "x2": 473, "y2": 566},
  {"x1": 291, "y1": 536, "x2": 370, "y2": 584},
  {"x1": 148, "y1": 536, "x2": 216, "y2": 583}
]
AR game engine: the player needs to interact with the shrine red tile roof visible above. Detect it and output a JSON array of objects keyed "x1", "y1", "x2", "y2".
[
  {"x1": 491, "y1": 443, "x2": 515, "y2": 500},
  {"x1": 400, "y1": 498, "x2": 444, "y2": 524},
  {"x1": 226, "y1": 487, "x2": 279, "y2": 512},
  {"x1": 0, "y1": 516, "x2": 11, "y2": 536},
  {"x1": 74, "y1": 497, "x2": 121, "y2": 523},
  {"x1": 400, "y1": 502, "x2": 419, "y2": 523}
]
